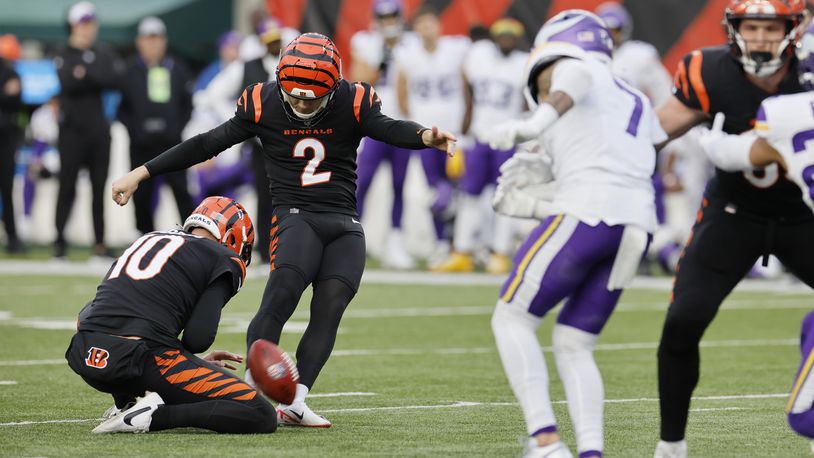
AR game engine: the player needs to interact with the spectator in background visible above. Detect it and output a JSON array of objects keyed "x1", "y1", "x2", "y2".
[
  {"x1": 0, "y1": 34, "x2": 24, "y2": 254},
  {"x1": 193, "y1": 31, "x2": 242, "y2": 93},
  {"x1": 54, "y1": 1, "x2": 123, "y2": 259},
  {"x1": 118, "y1": 17, "x2": 194, "y2": 234}
]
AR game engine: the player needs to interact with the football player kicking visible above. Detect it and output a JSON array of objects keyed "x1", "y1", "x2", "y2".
[
  {"x1": 111, "y1": 33, "x2": 456, "y2": 428},
  {"x1": 482, "y1": 11, "x2": 665, "y2": 458},
  {"x1": 695, "y1": 24, "x2": 814, "y2": 451},
  {"x1": 65, "y1": 196, "x2": 274, "y2": 434}
]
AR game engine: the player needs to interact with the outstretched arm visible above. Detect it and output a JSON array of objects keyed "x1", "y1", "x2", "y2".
[{"x1": 112, "y1": 118, "x2": 255, "y2": 205}]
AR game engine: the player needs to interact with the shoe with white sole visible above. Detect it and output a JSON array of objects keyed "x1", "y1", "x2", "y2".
[
  {"x1": 522, "y1": 439, "x2": 573, "y2": 458},
  {"x1": 382, "y1": 230, "x2": 415, "y2": 270},
  {"x1": 92, "y1": 392, "x2": 164, "y2": 434},
  {"x1": 653, "y1": 440, "x2": 687, "y2": 458},
  {"x1": 277, "y1": 402, "x2": 331, "y2": 428}
]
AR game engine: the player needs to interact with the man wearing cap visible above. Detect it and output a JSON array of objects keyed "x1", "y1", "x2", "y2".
[
  {"x1": 53, "y1": 1, "x2": 123, "y2": 259},
  {"x1": 432, "y1": 18, "x2": 527, "y2": 274},
  {"x1": 0, "y1": 33, "x2": 24, "y2": 254},
  {"x1": 195, "y1": 17, "x2": 299, "y2": 265},
  {"x1": 117, "y1": 16, "x2": 194, "y2": 235}
]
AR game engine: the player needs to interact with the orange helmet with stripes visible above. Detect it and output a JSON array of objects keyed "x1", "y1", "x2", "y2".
[
  {"x1": 183, "y1": 196, "x2": 255, "y2": 266},
  {"x1": 276, "y1": 33, "x2": 342, "y2": 122},
  {"x1": 724, "y1": 0, "x2": 807, "y2": 77}
]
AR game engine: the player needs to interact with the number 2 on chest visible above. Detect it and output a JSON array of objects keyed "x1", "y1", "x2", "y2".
[{"x1": 293, "y1": 138, "x2": 331, "y2": 186}]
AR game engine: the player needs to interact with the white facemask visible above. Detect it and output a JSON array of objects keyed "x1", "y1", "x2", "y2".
[{"x1": 282, "y1": 91, "x2": 329, "y2": 119}]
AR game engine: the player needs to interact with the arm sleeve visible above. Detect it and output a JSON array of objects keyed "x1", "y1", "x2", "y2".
[
  {"x1": 144, "y1": 118, "x2": 255, "y2": 176},
  {"x1": 181, "y1": 276, "x2": 233, "y2": 353},
  {"x1": 354, "y1": 82, "x2": 427, "y2": 149},
  {"x1": 672, "y1": 51, "x2": 710, "y2": 113}
]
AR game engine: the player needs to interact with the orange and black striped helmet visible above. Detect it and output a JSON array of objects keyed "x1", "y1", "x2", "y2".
[
  {"x1": 276, "y1": 33, "x2": 342, "y2": 100},
  {"x1": 183, "y1": 196, "x2": 255, "y2": 266}
]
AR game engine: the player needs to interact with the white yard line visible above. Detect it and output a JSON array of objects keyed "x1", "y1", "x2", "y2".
[
  {"x1": 0, "y1": 338, "x2": 797, "y2": 367},
  {"x1": 0, "y1": 380, "x2": 17, "y2": 385},
  {"x1": 308, "y1": 392, "x2": 377, "y2": 398},
  {"x1": 0, "y1": 393, "x2": 788, "y2": 426}
]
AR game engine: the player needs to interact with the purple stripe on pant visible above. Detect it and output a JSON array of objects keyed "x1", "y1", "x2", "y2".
[
  {"x1": 788, "y1": 311, "x2": 814, "y2": 438},
  {"x1": 356, "y1": 138, "x2": 411, "y2": 229},
  {"x1": 501, "y1": 214, "x2": 627, "y2": 335}
]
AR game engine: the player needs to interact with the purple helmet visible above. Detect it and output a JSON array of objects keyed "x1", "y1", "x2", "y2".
[
  {"x1": 595, "y1": 2, "x2": 632, "y2": 43},
  {"x1": 373, "y1": 0, "x2": 401, "y2": 17},
  {"x1": 534, "y1": 9, "x2": 613, "y2": 60},
  {"x1": 798, "y1": 23, "x2": 814, "y2": 90}
]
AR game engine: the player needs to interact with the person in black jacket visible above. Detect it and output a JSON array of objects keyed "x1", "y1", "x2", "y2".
[
  {"x1": 0, "y1": 34, "x2": 24, "y2": 253},
  {"x1": 53, "y1": 1, "x2": 123, "y2": 259},
  {"x1": 118, "y1": 16, "x2": 193, "y2": 234},
  {"x1": 66, "y1": 195, "x2": 277, "y2": 434}
]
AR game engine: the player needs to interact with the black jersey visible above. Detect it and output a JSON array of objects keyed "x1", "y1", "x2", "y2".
[
  {"x1": 78, "y1": 230, "x2": 245, "y2": 346},
  {"x1": 145, "y1": 79, "x2": 428, "y2": 217},
  {"x1": 673, "y1": 46, "x2": 812, "y2": 218}
]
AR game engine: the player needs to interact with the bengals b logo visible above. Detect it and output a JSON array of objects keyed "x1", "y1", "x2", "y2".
[{"x1": 85, "y1": 347, "x2": 109, "y2": 369}]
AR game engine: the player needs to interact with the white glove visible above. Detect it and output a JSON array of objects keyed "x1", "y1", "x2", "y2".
[
  {"x1": 498, "y1": 150, "x2": 554, "y2": 188},
  {"x1": 493, "y1": 176, "x2": 553, "y2": 220},
  {"x1": 698, "y1": 112, "x2": 756, "y2": 172},
  {"x1": 480, "y1": 121, "x2": 519, "y2": 151}
]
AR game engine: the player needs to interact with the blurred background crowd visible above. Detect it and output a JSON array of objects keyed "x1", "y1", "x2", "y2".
[{"x1": 1, "y1": 0, "x2": 776, "y2": 277}]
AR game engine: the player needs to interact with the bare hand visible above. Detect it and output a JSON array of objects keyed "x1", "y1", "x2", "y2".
[
  {"x1": 111, "y1": 166, "x2": 149, "y2": 206},
  {"x1": 422, "y1": 126, "x2": 458, "y2": 157},
  {"x1": 202, "y1": 350, "x2": 244, "y2": 371}
]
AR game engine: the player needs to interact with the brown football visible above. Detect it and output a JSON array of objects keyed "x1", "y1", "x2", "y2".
[{"x1": 247, "y1": 339, "x2": 299, "y2": 404}]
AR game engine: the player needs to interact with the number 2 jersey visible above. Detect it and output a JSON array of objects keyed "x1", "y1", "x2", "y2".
[
  {"x1": 755, "y1": 91, "x2": 814, "y2": 213},
  {"x1": 144, "y1": 80, "x2": 429, "y2": 217},
  {"x1": 673, "y1": 45, "x2": 811, "y2": 218},
  {"x1": 78, "y1": 230, "x2": 246, "y2": 346}
]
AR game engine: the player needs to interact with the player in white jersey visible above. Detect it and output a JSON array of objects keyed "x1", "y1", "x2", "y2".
[
  {"x1": 352, "y1": 0, "x2": 419, "y2": 269},
  {"x1": 483, "y1": 10, "x2": 666, "y2": 458},
  {"x1": 694, "y1": 24, "x2": 814, "y2": 448},
  {"x1": 395, "y1": 6, "x2": 470, "y2": 255},
  {"x1": 432, "y1": 18, "x2": 528, "y2": 274}
]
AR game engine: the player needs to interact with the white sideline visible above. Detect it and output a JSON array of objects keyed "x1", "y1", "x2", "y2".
[
  {"x1": 0, "y1": 260, "x2": 811, "y2": 293},
  {"x1": 0, "y1": 337, "x2": 798, "y2": 367},
  {"x1": 0, "y1": 393, "x2": 789, "y2": 426}
]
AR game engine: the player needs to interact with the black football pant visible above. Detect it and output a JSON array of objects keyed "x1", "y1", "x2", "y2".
[
  {"x1": 130, "y1": 145, "x2": 194, "y2": 234},
  {"x1": 0, "y1": 127, "x2": 18, "y2": 243},
  {"x1": 55, "y1": 128, "x2": 110, "y2": 246},
  {"x1": 67, "y1": 332, "x2": 276, "y2": 434},
  {"x1": 658, "y1": 197, "x2": 814, "y2": 441},
  {"x1": 246, "y1": 207, "x2": 365, "y2": 389}
]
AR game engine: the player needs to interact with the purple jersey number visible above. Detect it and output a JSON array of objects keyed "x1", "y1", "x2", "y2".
[
  {"x1": 791, "y1": 128, "x2": 814, "y2": 200},
  {"x1": 613, "y1": 78, "x2": 643, "y2": 137}
]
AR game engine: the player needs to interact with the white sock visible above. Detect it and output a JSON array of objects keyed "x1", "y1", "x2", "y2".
[
  {"x1": 491, "y1": 301, "x2": 557, "y2": 435},
  {"x1": 453, "y1": 194, "x2": 482, "y2": 253},
  {"x1": 293, "y1": 383, "x2": 309, "y2": 405},
  {"x1": 552, "y1": 324, "x2": 603, "y2": 455}
]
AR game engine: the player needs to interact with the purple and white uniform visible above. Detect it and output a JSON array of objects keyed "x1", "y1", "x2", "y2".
[
  {"x1": 492, "y1": 10, "x2": 666, "y2": 457},
  {"x1": 352, "y1": 29, "x2": 418, "y2": 227}
]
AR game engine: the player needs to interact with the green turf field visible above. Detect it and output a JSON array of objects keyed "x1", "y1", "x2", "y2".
[{"x1": 0, "y1": 272, "x2": 810, "y2": 457}]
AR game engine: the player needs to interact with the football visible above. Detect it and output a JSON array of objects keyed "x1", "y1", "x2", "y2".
[{"x1": 247, "y1": 339, "x2": 299, "y2": 404}]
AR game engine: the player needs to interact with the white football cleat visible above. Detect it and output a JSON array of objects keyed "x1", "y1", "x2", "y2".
[
  {"x1": 92, "y1": 392, "x2": 164, "y2": 434},
  {"x1": 522, "y1": 440, "x2": 573, "y2": 458},
  {"x1": 653, "y1": 440, "x2": 687, "y2": 458},
  {"x1": 277, "y1": 402, "x2": 331, "y2": 428},
  {"x1": 101, "y1": 405, "x2": 121, "y2": 420}
]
